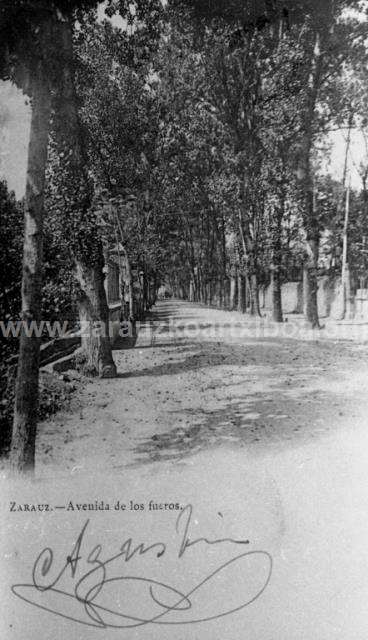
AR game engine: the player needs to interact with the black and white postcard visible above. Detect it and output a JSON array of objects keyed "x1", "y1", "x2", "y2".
[{"x1": 1, "y1": 1, "x2": 368, "y2": 638}]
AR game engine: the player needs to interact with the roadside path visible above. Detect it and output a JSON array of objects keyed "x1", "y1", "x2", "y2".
[{"x1": 37, "y1": 300, "x2": 368, "y2": 475}]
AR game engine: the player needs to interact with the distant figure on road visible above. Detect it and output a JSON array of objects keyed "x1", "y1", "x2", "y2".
[{"x1": 158, "y1": 285, "x2": 173, "y2": 300}]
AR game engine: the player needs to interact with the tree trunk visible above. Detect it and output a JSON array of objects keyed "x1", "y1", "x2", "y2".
[
  {"x1": 238, "y1": 212, "x2": 261, "y2": 316},
  {"x1": 76, "y1": 259, "x2": 116, "y2": 377},
  {"x1": 303, "y1": 234, "x2": 320, "y2": 327},
  {"x1": 113, "y1": 214, "x2": 134, "y2": 321},
  {"x1": 189, "y1": 279, "x2": 195, "y2": 302},
  {"x1": 237, "y1": 273, "x2": 246, "y2": 313},
  {"x1": 216, "y1": 278, "x2": 222, "y2": 308},
  {"x1": 124, "y1": 253, "x2": 135, "y2": 320},
  {"x1": 229, "y1": 269, "x2": 238, "y2": 310},
  {"x1": 247, "y1": 269, "x2": 261, "y2": 316},
  {"x1": 143, "y1": 273, "x2": 149, "y2": 313},
  {"x1": 10, "y1": 66, "x2": 51, "y2": 473},
  {"x1": 224, "y1": 277, "x2": 231, "y2": 309},
  {"x1": 56, "y1": 17, "x2": 116, "y2": 376},
  {"x1": 270, "y1": 267, "x2": 283, "y2": 322},
  {"x1": 271, "y1": 212, "x2": 283, "y2": 322}
]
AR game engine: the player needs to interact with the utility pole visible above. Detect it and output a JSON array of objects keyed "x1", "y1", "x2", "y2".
[{"x1": 340, "y1": 178, "x2": 351, "y2": 319}]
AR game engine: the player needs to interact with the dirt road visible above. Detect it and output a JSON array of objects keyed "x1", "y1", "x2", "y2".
[
  {"x1": 37, "y1": 300, "x2": 368, "y2": 476},
  {"x1": 5, "y1": 300, "x2": 368, "y2": 639}
]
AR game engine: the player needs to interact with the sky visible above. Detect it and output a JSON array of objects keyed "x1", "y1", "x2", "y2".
[
  {"x1": 327, "y1": 129, "x2": 366, "y2": 187},
  {"x1": 0, "y1": 1, "x2": 121, "y2": 198},
  {"x1": 0, "y1": 81, "x2": 31, "y2": 198}
]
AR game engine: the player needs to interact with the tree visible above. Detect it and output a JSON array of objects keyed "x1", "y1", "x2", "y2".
[
  {"x1": 0, "y1": 181, "x2": 23, "y2": 326},
  {"x1": 152, "y1": 25, "x2": 239, "y2": 307},
  {"x1": 48, "y1": 15, "x2": 118, "y2": 378},
  {"x1": 73, "y1": 4, "x2": 164, "y2": 319},
  {"x1": 0, "y1": 1, "x2": 110, "y2": 472},
  {"x1": 1, "y1": 0, "x2": 164, "y2": 472},
  {"x1": 1, "y1": 3, "x2": 63, "y2": 472},
  {"x1": 170, "y1": 0, "x2": 366, "y2": 326},
  {"x1": 0, "y1": 182, "x2": 23, "y2": 454}
]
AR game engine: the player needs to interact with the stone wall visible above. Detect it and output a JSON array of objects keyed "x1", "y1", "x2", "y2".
[
  {"x1": 263, "y1": 276, "x2": 356, "y2": 319},
  {"x1": 264, "y1": 281, "x2": 303, "y2": 314},
  {"x1": 109, "y1": 303, "x2": 123, "y2": 343},
  {"x1": 318, "y1": 276, "x2": 340, "y2": 318},
  {"x1": 355, "y1": 289, "x2": 368, "y2": 320}
]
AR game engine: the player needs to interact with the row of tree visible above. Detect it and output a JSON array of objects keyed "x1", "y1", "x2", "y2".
[
  {"x1": 155, "y1": 1, "x2": 368, "y2": 324},
  {"x1": 1, "y1": 0, "x2": 368, "y2": 471}
]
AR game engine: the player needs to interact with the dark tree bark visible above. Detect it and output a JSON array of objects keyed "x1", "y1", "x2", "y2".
[
  {"x1": 270, "y1": 206, "x2": 283, "y2": 322},
  {"x1": 10, "y1": 61, "x2": 52, "y2": 473},
  {"x1": 238, "y1": 200, "x2": 262, "y2": 317},
  {"x1": 229, "y1": 266, "x2": 238, "y2": 310},
  {"x1": 76, "y1": 258, "x2": 117, "y2": 377},
  {"x1": 302, "y1": 225, "x2": 320, "y2": 328},
  {"x1": 56, "y1": 17, "x2": 116, "y2": 376},
  {"x1": 302, "y1": 233, "x2": 320, "y2": 325},
  {"x1": 237, "y1": 273, "x2": 246, "y2": 313},
  {"x1": 247, "y1": 270, "x2": 261, "y2": 316},
  {"x1": 114, "y1": 213, "x2": 135, "y2": 321},
  {"x1": 189, "y1": 279, "x2": 195, "y2": 302},
  {"x1": 270, "y1": 268, "x2": 283, "y2": 322}
]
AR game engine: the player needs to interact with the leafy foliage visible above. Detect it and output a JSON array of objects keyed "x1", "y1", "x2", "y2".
[{"x1": 2, "y1": 0, "x2": 368, "y2": 457}]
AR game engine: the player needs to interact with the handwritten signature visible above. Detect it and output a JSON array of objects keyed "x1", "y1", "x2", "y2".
[{"x1": 11, "y1": 504, "x2": 273, "y2": 629}]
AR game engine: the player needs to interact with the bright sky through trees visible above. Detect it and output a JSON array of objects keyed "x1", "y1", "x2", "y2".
[{"x1": 0, "y1": 0, "x2": 367, "y2": 197}]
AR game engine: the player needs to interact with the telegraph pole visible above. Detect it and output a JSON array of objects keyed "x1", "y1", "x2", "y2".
[{"x1": 340, "y1": 178, "x2": 351, "y2": 319}]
